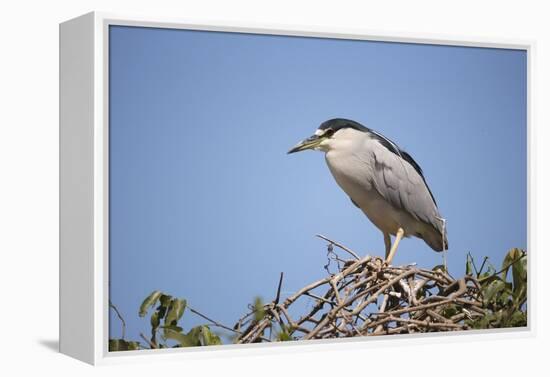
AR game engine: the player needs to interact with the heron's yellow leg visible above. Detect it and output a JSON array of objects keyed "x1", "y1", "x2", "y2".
[
  {"x1": 385, "y1": 227, "x2": 404, "y2": 265},
  {"x1": 384, "y1": 233, "x2": 391, "y2": 260}
]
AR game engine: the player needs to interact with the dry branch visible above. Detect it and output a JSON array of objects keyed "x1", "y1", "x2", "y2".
[{"x1": 234, "y1": 237, "x2": 486, "y2": 343}]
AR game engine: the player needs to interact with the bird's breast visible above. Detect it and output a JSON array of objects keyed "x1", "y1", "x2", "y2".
[
  {"x1": 324, "y1": 150, "x2": 375, "y2": 206},
  {"x1": 324, "y1": 150, "x2": 402, "y2": 235}
]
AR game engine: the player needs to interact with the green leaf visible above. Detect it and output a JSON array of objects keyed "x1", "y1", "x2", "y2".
[
  {"x1": 164, "y1": 327, "x2": 196, "y2": 347},
  {"x1": 276, "y1": 323, "x2": 294, "y2": 341},
  {"x1": 277, "y1": 330, "x2": 292, "y2": 341},
  {"x1": 487, "y1": 263, "x2": 496, "y2": 276},
  {"x1": 496, "y1": 283, "x2": 513, "y2": 307},
  {"x1": 432, "y1": 264, "x2": 446, "y2": 273},
  {"x1": 165, "y1": 298, "x2": 187, "y2": 327},
  {"x1": 484, "y1": 279, "x2": 506, "y2": 305},
  {"x1": 499, "y1": 248, "x2": 527, "y2": 307},
  {"x1": 151, "y1": 311, "x2": 160, "y2": 330},
  {"x1": 501, "y1": 248, "x2": 523, "y2": 281},
  {"x1": 185, "y1": 326, "x2": 202, "y2": 346},
  {"x1": 126, "y1": 341, "x2": 140, "y2": 350},
  {"x1": 441, "y1": 305, "x2": 459, "y2": 318},
  {"x1": 139, "y1": 291, "x2": 162, "y2": 317},
  {"x1": 253, "y1": 297, "x2": 265, "y2": 322},
  {"x1": 511, "y1": 252, "x2": 527, "y2": 294},
  {"x1": 156, "y1": 294, "x2": 172, "y2": 319},
  {"x1": 109, "y1": 339, "x2": 126, "y2": 351},
  {"x1": 508, "y1": 311, "x2": 527, "y2": 327},
  {"x1": 109, "y1": 339, "x2": 141, "y2": 352},
  {"x1": 468, "y1": 313, "x2": 492, "y2": 329},
  {"x1": 466, "y1": 255, "x2": 473, "y2": 276},
  {"x1": 479, "y1": 274, "x2": 501, "y2": 286},
  {"x1": 159, "y1": 294, "x2": 172, "y2": 308},
  {"x1": 165, "y1": 326, "x2": 222, "y2": 347},
  {"x1": 199, "y1": 326, "x2": 222, "y2": 346},
  {"x1": 162, "y1": 325, "x2": 183, "y2": 333}
]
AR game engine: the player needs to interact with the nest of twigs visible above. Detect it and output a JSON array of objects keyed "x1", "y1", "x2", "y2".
[
  {"x1": 109, "y1": 236, "x2": 525, "y2": 351},
  {"x1": 234, "y1": 236, "x2": 486, "y2": 343}
]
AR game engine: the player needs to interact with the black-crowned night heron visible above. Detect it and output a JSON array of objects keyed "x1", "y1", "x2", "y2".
[{"x1": 288, "y1": 118, "x2": 448, "y2": 264}]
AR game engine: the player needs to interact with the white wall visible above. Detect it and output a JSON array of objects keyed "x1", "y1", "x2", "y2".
[{"x1": 1, "y1": 0, "x2": 548, "y2": 375}]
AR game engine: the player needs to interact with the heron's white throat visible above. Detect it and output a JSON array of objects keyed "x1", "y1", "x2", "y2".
[{"x1": 314, "y1": 127, "x2": 366, "y2": 153}]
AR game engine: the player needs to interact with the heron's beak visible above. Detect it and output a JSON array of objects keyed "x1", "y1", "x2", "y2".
[{"x1": 287, "y1": 134, "x2": 323, "y2": 154}]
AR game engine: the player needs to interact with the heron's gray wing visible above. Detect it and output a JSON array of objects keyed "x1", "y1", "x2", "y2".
[{"x1": 368, "y1": 142, "x2": 440, "y2": 229}]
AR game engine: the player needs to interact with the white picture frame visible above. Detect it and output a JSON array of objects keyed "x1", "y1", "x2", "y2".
[{"x1": 59, "y1": 11, "x2": 534, "y2": 365}]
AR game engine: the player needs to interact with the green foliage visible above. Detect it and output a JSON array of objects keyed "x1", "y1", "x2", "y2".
[
  {"x1": 164, "y1": 324, "x2": 222, "y2": 347},
  {"x1": 109, "y1": 291, "x2": 220, "y2": 352},
  {"x1": 108, "y1": 339, "x2": 140, "y2": 351},
  {"x1": 139, "y1": 290, "x2": 162, "y2": 318},
  {"x1": 465, "y1": 248, "x2": 527, "y2": 329},
  {"x1": 276, "y1": 324, "x2": 293, "y2": 341},
  {"x1": 465, "y1": 253, "x2": 474, "y2": 276},
  {"x1": 253, "y1": 296, "x2": 265, "y2": 322},
  {"x1": 165, "y1": 298, "x2": 187, "y2": 327}
]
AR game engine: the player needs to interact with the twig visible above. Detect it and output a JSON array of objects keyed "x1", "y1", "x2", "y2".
[
  {"x1": 316, "y1": 234, "x2": 360, "y2": 260},
  {"x1": 109, "y1": 300, "x2": 126, "y2": 340},
  {"x1": 274, "y1": 272, "x2": 284, "y2": 305},
  {"x1": 188, "y1": 306, "x2": 242, "y2": 335},
  {"x1": 477, "y1": 256, "x2": 489, "y2": 277},
  {"x1": 140, "y1": 333, "x2": 156, "y2": 349},
  {"x1": 479, "y1": 252, "x2": 527, "y2": 283}
]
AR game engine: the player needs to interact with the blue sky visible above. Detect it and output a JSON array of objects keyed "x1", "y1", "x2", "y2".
[{"x1": 108, "y1": 26, "x2": 527, "y2": 343}]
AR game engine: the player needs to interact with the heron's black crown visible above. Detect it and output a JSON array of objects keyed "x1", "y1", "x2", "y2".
[
  {"x1": 320, "y1": 118, "x2": 437, "y2": 206},
  {"x1": 319, "y1": 118, "x2": 370, "y2": 133}
]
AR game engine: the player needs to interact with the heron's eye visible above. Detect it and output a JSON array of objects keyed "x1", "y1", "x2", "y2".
[{"x1": 324, "y1": 129, "x2": 335, "y2": 138}]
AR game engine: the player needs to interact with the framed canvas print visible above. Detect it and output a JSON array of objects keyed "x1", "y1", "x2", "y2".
[{"x1": 59, "y1": 12, "x2": 533, "y2": 365}]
